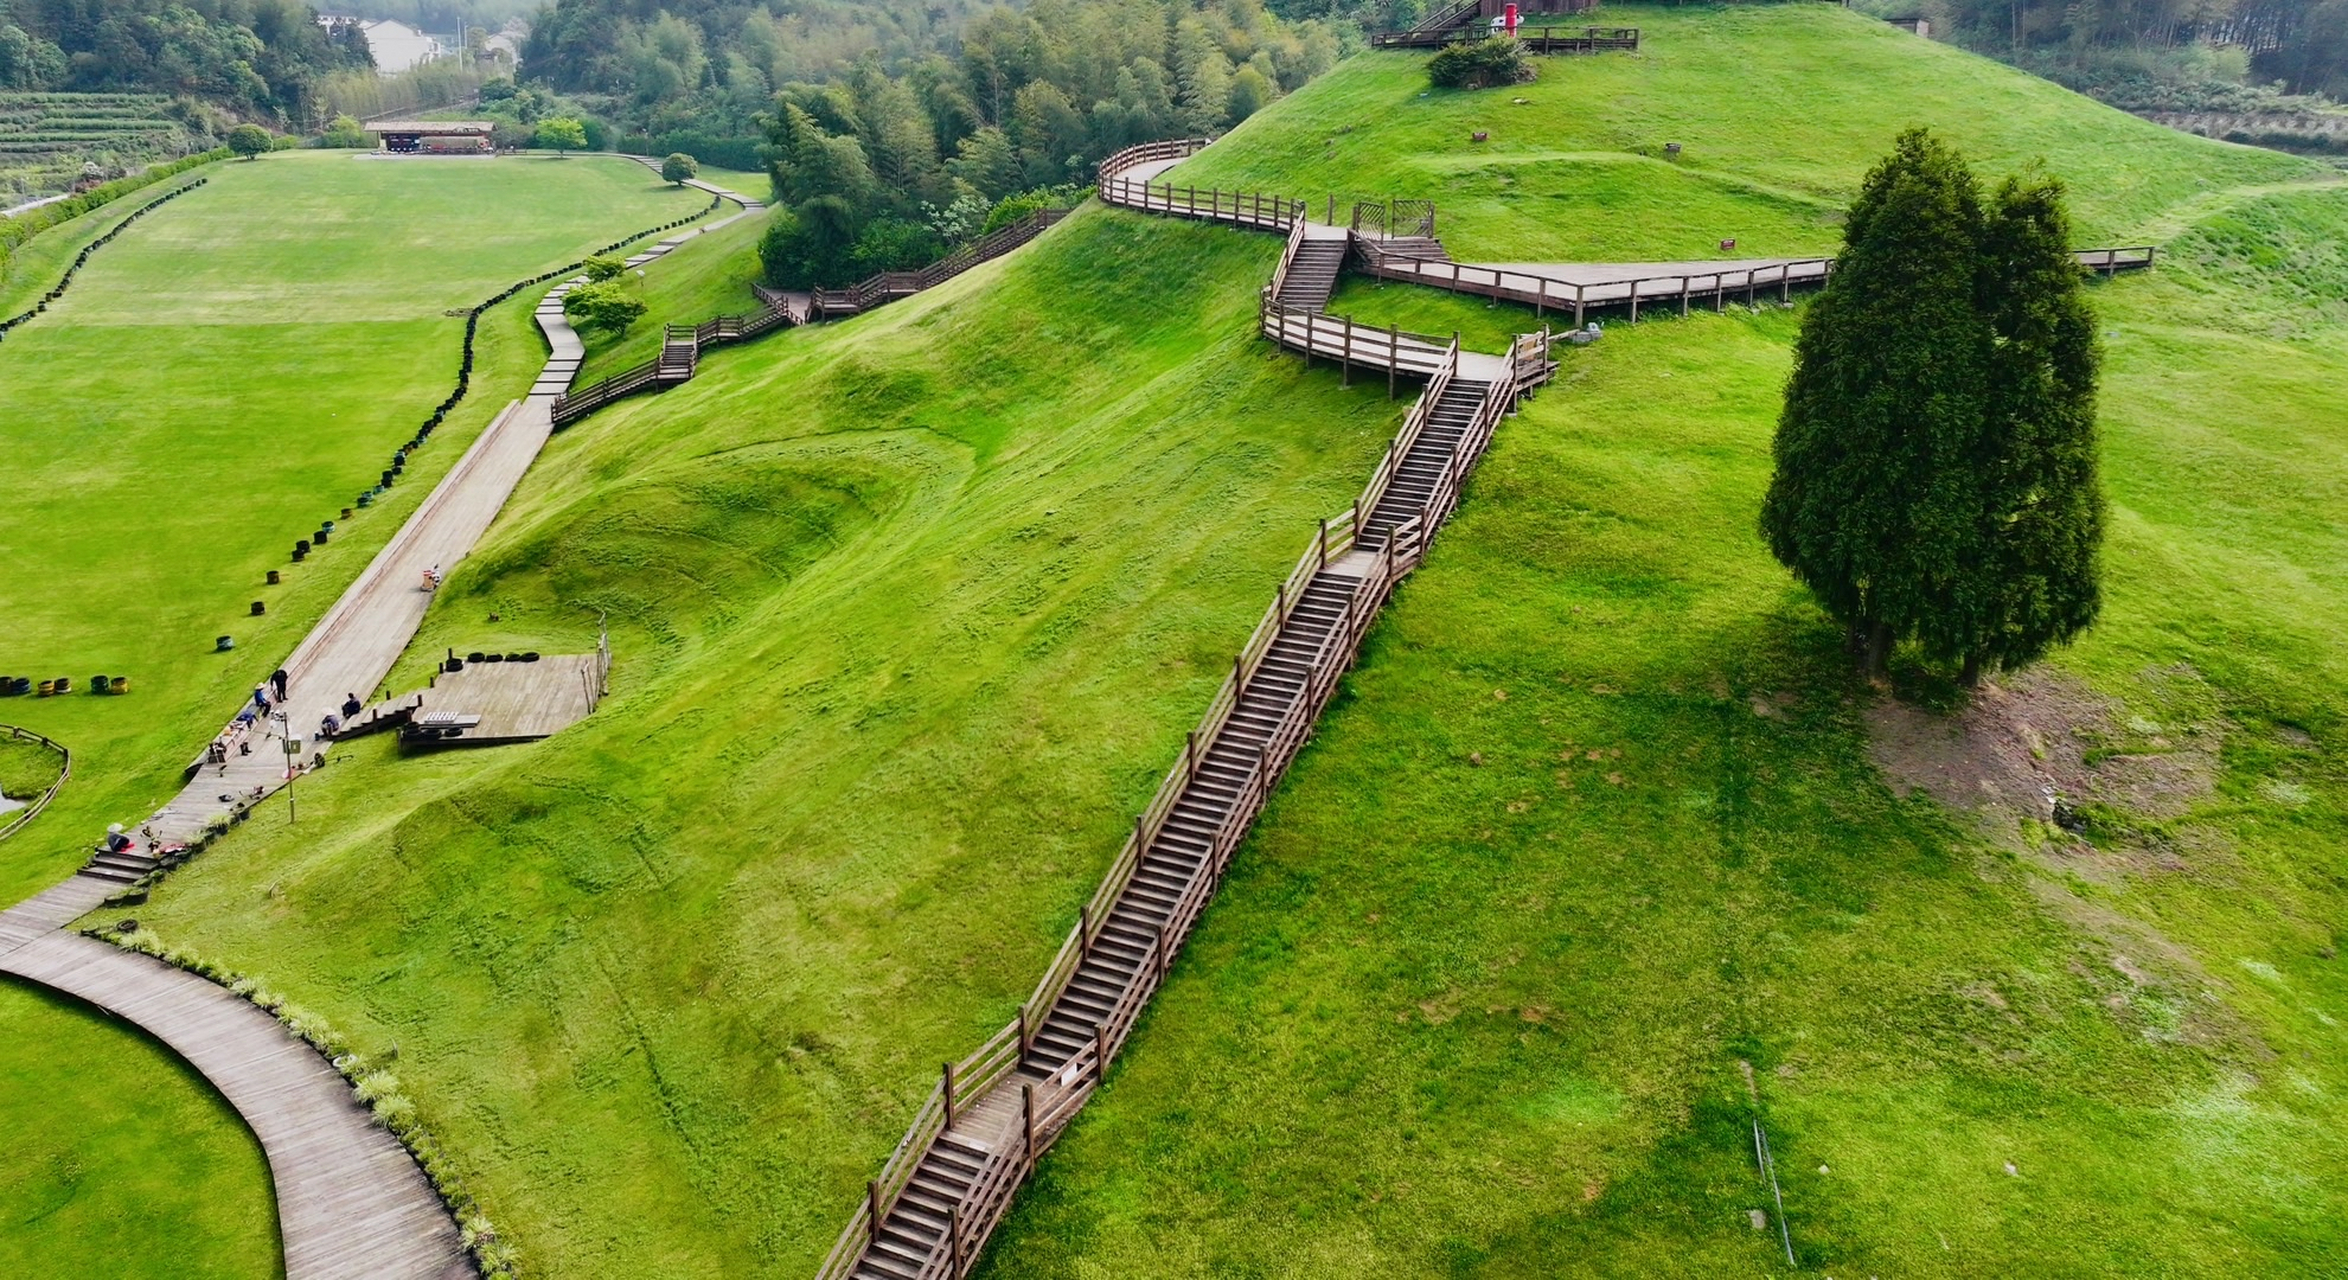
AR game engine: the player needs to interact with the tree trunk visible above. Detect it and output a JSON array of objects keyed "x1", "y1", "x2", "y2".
[
  {"x1": 1959, "y1": 652, "x2": 1982, "y2": 687},
  {"x1": 1865, "y1": 620, "x2": 1893, "y2": 682}
]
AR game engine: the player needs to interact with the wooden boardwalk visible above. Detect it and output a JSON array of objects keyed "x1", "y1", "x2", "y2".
[
  {"x1": 821, "y1": 131, "x2": 2154, "y2": 1280},
  {"x1": 0, "y1": 933, "x2": 473, "y2": 1280},
  {"x1": 396, "y1": 651, "x2": 604, "y2": 747},
  {"x1": 1355, "y1": 235, "x2": 2156, "y2": 323}
]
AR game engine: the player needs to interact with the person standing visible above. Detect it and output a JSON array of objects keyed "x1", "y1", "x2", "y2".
[{"x1": 271, "y1": 668, "x2": 289, "y2": 702}]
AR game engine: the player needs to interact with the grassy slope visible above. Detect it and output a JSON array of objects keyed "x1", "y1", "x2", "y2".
[
  {"x1": 0, "y1": 152, "x2": 709, "y2": 1278},
  {"x1": 130, "y1": 207, "x2": 1403, "y2": 1275},
  {"x1": 0, "y1": 980, "x2": 279, "y2": 1278},
  {"x1": 0, "y1": 152, "x2": 708, "y2": 907},
  {"x1": 978, "y1": 10, "x2": 2348, "y2": 1277},
  {"x1": 1174, "y1": 11, "x2": 2317, "y2": 259}
]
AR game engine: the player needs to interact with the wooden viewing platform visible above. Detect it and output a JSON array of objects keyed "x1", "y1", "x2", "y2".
[{"x1": 395, "y1": 647, "x2": 607, "y2": 749}]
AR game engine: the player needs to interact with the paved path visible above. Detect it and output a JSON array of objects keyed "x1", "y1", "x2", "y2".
[{"x1": 0, "y1": 176, "x2": 762, "y2": 1278}]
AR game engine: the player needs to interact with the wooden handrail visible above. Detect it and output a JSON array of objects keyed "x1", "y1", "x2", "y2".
[{"x1": 0, "y1": 724, "x2": 70, "y2": 843}]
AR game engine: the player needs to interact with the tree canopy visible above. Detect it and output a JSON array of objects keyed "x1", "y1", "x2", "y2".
[{"x1": 1761, "y1": 128, "x2": 2103, "y2": 683}]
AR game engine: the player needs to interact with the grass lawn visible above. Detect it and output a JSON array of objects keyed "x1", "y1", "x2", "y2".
[
  {"x1": 0, "y1": 151, "x2": 710, "y2": 907},
  {"x1": 0, "y1": 979, "x2": 278, "y2": 1279},
  {"x1": 0, "y1": 149, "x2": 713, "y2": 1278},
  {"x1": 973, "y1": 13, "x2": 2348, "y2": 1275},
  {"x1": 127, "y1": 206, "x2": 1409, "y2": 1276},
  {"x1": 0, "y1": 731, "x2": 63, "y2": 805}
]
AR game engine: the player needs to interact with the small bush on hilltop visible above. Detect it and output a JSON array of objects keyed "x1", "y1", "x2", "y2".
[
  {"x1": 661, "y1": 152, "x2": 698, "y2": 185},
  {"x1": 1429, "y1": 38, "x2": 1536, "y2": 91}
]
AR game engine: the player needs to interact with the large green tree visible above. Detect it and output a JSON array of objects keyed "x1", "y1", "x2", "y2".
[
  {"x1": 1761, "y1": 127, "x2": 1990, "y2": 679},
  {"x1": 1762, "y1": 129, "x2": 2105, "y2": 685}
]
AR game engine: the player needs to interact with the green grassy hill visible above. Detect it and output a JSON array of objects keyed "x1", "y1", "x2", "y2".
[
  {"x1": 127, "y1": 207, "x2": 1408, "y2": 1275},
  {"x1": 970, "y1": 9, "x2": 2348, "y2": 1276},
  {"x1": 37, "y1": 6, "x2": 2348, "y2": 1277}
]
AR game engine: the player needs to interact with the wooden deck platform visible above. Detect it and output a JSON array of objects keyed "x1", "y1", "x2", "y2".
[{"x1": 397, "y1": 652, "x2": 603, "y2": 748}]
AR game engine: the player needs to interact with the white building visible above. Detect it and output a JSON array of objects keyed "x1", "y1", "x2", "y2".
[{"x1": 316, "y1": 16, "x2": 447, "y2": 74}]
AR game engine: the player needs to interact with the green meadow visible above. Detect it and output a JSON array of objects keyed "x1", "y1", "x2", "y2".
[
  {"x1": 978, "y1": 10, "x2": 2348, "y2": 1275},
  {"x1": 7, "y1": 5, "x2": 2346, "y2": 1277},
  {"x1": 0, "y1": 150, "x2": 713, "y2": 1272}
]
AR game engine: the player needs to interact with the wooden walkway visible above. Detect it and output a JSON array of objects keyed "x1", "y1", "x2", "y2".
[
  {"x1": 0, "y1": 183, "x2": 771, "y2": 1277},
  {"x1": 1354, "y1": 235, "x2": 2157, "y2": 324},
  {"x1": 0, "y1": 932, "x2": 473, "y2": 1279},
  {"x1": 551, "y1": 208, "x2": 1068, "y2": 427},
  {"x1": 820, "y1": 137, "x2": 1554, "y2": 1280},
  {"x1": 820, "y1": 131, "x2": 2155, "y2": 1280}
]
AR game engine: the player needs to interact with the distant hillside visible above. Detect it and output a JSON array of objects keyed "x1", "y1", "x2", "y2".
[{"x1": 0, "y1": 0, "x2": 373, "y2": 122}]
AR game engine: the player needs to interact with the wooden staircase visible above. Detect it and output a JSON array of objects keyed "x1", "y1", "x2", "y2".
[
  {"x1": 657, "y1": 325, "x2": 698, "y2": 381},
  {"x1": 1273, "y1": 239, "x2": 1347, "y2": 313},
  {"x1": 1357, "y1": 376, "x2": 1492, "y2": 551}
]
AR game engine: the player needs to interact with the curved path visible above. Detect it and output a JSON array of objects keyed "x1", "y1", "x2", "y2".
[{"x1": 0, "y1": 174, "x2": 762, "y2": 1280}]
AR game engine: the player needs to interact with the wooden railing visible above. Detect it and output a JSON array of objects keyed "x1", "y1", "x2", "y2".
[
  {"x1": 1414, "y1": 0, "x2": 1479, "y2": 31},
  {"x1": 0, "y1": 724, "x2": 69, "y2": 842},
  {"x1": 1367, "y1": 23, "x2": 1638, "y2": 49},
  {"x1": 1257, "y1": 293, "x2": 1455, "y2": 382},
  {"x1": 812, "y1": 209, "x2": 1069, "y2": 319},
  {"x1": 1353, "y1": 241, "x2": 1836, "y2": 325},
  {"x1": 558, "y1": 211, "x2": 1069, "y2": 428}
]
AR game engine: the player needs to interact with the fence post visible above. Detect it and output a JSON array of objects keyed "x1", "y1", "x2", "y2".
[
  {"x1": 1342, "y1": 320, "x2": 1353, "y2": 387},
  {"x1": 1094, "y1": 1022, "x2": 1110, "y2": 1083},
  {"x1": 1018, "y1": 1005, "x2": 1030, "y2": 1056},
  {"x1": 1022, "y1": 1084, "x2": 1037, "y2": 1171},
  {"x1": 1156, "y1": 924, "x2": 1170, "y2": 983},
  {"x1": 1079, "y1": 904, "x2": 1091, "y2": 958},
  {"x1": 1276, "y1": 583, "x2": 1287, "y2": 626},
  {"x1": 943, "y1": 1061, "x2": 957, "y2": 1129},
  {"x1": 1319, "y1": 518, "x2": 1329, "y2": 569},
  {"x1": 949, "y1": 1205, "x2": 965, "y2": 1278},
  {"x1": 868, "y1": 1180, "x2": 884, "y2": 1246},
  {"x1": 1388, "y1": 325, "x2": 1399, "y2": 399}
]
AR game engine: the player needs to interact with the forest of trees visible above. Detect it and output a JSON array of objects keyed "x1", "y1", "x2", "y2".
[
  {"x1": 521, "y1": 0, "x2": 1345, "y2": 287},
  {"x1": 0, "y1": 0, "x2": 374, "y2": 119},
  {"x1": 1864, "y1": 0, "x2": 2348, "y2": 100}
]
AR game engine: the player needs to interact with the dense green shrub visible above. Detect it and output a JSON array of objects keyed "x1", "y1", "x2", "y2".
[
  {"x1": 317, "y1": 113, "x2": 368, "y2": 149},
  {"x1": 226, "y1": 123, "x2": 270, "y2": 159},
  {"x1": 562, "y1": 279, "x2": 646, "y2": 332},
  {"x1": 660, "y1": 151, "x2": 697, "y2": 185},
  {"x1": 581, "y1": 253, "x2": 627, "y2": 282},
  {"x1": 1428, "y1": 37, "x2": 1536, "y2": 90}
]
